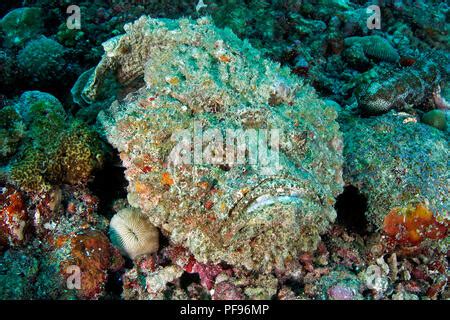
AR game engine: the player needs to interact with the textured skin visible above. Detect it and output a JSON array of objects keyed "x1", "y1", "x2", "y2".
[
  {"x1": 344, "y1": 36, "x2": 400, "y2": 63},
  {"x1": 96, "y1": 16, "x2": 343, "y2": 272},
  {"x1": 356, "y1": 55, "x2": 444, "y2": 115},
  {"x1": 342, "y1": 112, "x2": 449, "y2": 229}
]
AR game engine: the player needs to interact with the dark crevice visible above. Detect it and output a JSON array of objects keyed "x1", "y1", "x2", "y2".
[
  {"x1": 284, "y1": 279, "x2": 303, "y2": 296},
  {"x1": 334, "y1": 185, "x2": 369, "y2": 235},
  {"x1": 179, "y1": 272, "x2": 201, "y2": 290},
  {"x1": 88, "y1": 150, "x2": 128, "y2": 219},
  {"x1": 103, "y1": 270, "x2": 124, "y2": 299}
]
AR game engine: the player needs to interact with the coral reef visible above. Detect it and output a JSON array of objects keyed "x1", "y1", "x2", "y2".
[
  {"x1": 0, "y1": 249, "x2": 41, "y2": 299},
  {"x1": 383, "y1": 203, "x2": 448, "y2": 246},
  {"x1": 356, "y1": 55, "x2": 446, "y2": 115},
  {"x1": 95, "y1": 16, "x2": 343, "y2": 272},
  {"x1": 0, "y1": 0, "x2": 448, "y2": 301}
]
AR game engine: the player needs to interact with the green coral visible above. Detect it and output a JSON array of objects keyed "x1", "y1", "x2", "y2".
[
  {"x1": 9, "y1": 92, "x2": 104, "y2": 193},
  {"x1": 341, "y1": 111, "x2": 449, "y2": 228},
  {"x1": 17, "y1": 36, "x2": 66, "y2": 84},
  {"x1": 0, "y1": 7, "x2": 44, "y2": 48}
]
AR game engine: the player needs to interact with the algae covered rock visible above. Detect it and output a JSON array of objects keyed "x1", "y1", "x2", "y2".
[
  {"x1": 421, "y1": 109, "x2": 448, "y2": 131},
  {"x1": 342, "y1": 112, "x2": 449, "y2": 229},
  {"x1": 344, "y1": 36, "x2": 400, "y2": 63},
  {"x1": 355, "y1": 54, "x2": 445, "y2": 116},
  {"x1": 0, "y1": 7, "x2": 44, "y2": 48},
  {"x1": 95, "y1": 16, "x2": 343, "y2": 272}
]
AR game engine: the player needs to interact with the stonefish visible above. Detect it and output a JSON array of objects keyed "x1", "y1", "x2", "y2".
[{"x1": 86, "y1": 16, "x2": 343, "y2": 272}]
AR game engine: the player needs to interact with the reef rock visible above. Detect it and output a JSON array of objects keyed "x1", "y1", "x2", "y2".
[
  {"x1": 94, "y1": 16, "x2": 343, "y2": 272},
  {"x1": 342, "y1": 112, "x2": 449, "y2": 230}
]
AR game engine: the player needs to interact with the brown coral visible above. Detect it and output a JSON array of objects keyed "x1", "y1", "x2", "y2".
[{"x1": 54, "y1": 230, "x2": 124, "y2": 299}]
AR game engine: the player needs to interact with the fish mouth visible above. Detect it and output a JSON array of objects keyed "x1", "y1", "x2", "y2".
[
  {"x1": 227, "y1": 176, "x2": 316, "y2": 217},
  {"x1": 245, "y1": 194, "x2": 303, "y2": 214}
]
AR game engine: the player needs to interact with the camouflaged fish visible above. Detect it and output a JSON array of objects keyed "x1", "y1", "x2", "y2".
[{"x1": 90, "y1": 16, "x2": 343, "y2": 272}]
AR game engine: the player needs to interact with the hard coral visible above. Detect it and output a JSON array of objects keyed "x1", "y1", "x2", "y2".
[
  {"x1": 109, "y1": 207, "x2": 159, "y2": 260},
  {"x1": 0, "y1": 7, "x2": 44, "y2": 48},
  {"x1": 17, "y1": 36, "x2": 66, "y2": 85}
]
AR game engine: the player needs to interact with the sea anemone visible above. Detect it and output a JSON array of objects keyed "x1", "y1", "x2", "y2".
[{"x1": 109, "y1": 207, "x2": 159, "y2": 259}]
